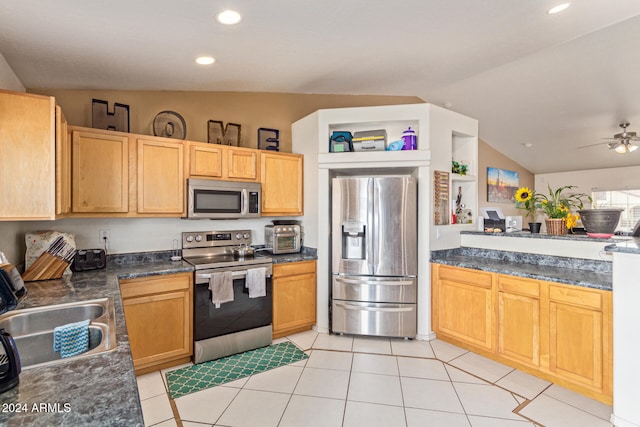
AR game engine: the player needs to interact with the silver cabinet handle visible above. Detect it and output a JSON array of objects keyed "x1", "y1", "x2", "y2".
[{"x1": 334, "y1": 302, "x2": 414, "y2": 313}]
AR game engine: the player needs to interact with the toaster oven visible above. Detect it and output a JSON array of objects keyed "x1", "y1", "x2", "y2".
[{"x1": 265, "y1": 224, "x2": 302, "y2": 254}]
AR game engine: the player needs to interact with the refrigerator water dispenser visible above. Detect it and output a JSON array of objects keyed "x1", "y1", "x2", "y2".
[{"x1": 342, "y1": 222, "x2": 366, "y2": 260}]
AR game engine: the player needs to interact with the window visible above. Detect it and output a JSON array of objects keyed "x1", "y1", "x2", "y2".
[{"x1": 591, "y1": 188, "x2": 640, "y2": 231}]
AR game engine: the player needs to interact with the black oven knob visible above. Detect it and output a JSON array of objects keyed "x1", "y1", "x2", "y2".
[{"x1": 195, "y1": 235, "x2": 203, "y2": 242}]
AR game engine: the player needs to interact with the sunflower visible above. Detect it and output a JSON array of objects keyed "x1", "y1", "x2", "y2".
[{"x1": 515, "y1": 187, "x2": 533, "y2": 203}]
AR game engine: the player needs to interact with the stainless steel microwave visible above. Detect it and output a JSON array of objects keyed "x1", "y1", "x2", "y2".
[{"x1": 187, "y1": 179, "x2": 261, "y2": 219}]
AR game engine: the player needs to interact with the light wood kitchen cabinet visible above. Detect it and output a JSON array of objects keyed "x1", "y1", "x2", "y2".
[
  {"x1": 260, "y1": 151, "x2": 303, "y2": 216},
  {"x1": 431, "y1": 264, "x2": 494, "y2": 352},
  {"x1": 548, "y1": 283, "x2": 612, "y2": 395},
  {"x1": 272, "y1": 260, "x2": 316, "y2": 338},
  {"x1": 120, "y1": 272, "x2": 193, "y2": 375},
  {"x1": 497, "y1": 275, "x2": 542, "y2": 368},
  {"x1": 0, "y1": 90, "x2": 56, "y2": 220},
  {"x1": 187, "y1": 141, "x2": 258, "y2": 181},
  {"x1": 431, "y1": 263, "x2": 613, "y2": 404},
  {"x1": 136, "y1": 137, "x2": 185, "y2": 214},
  {"x1": 188, "y1": 142, "x2": 223, "y2": 178},
  {"x1": 55, "y1": 106, "x2": 71, "y2": 216},
  {"x1": 227, "y1": 147, "x2": 259, "y2": 181},
  {"x1": 71, "y1": 128, "x2": 129, "y2": 213}
]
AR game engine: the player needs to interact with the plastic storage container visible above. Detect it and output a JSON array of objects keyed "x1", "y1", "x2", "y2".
[{"x1": 401, "y1": 127, "x2": 417, "y2": 150}]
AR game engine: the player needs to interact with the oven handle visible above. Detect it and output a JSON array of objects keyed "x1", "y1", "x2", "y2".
[{"x1": 197, "y1": 270, "x2": 272, "y2": 280}]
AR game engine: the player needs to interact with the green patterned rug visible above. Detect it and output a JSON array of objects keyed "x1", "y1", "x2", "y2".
[{"x1": 166, "y1": 342, "x2": 308, "y2": 399}]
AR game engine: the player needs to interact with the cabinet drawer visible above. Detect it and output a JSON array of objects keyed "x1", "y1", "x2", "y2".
[
  {"x1": 498, "y1": 275, "x2": 540, "y2": 298},
  {"x1": 438, "y1": 265, "x2": 492, "y2": 288},
  {"x1": 121, "y1": 273, "x2": 192, "y2": 299},
  {"x1": 549, "y1": 284, "x2": 602, "y2": 310},
  {"x1": 273, "y1": 260, "x2": 316, "y2": 278}
]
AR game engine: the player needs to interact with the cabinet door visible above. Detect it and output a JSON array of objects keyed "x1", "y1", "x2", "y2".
[
  {"x1": 433, "y1": 265, "x2": 494, "y2": 351},
  {"x1": 137, "y1": 138, "x2": 185, "y2": 214},
  {"x1": 55, "y1": 106, "x2": 71, "y2": 216},
  {"x1": 548, "y1": 284, "x2": 604, "y2": 390},
  {"x1": 0, "y1": 90, "x2": 55, "y2": 220},
  {"x1": 272, "y1": 261, "x2": 316, "y2": 338},
  {"x1": 260, "y1": 152, "x2": 303, "y2": 216},
  {"x1": 72, "y1": 130, "x2": 129, "y2": 213},
  {"x1": 497, "y1": 275, "x2": 541, "y2": 367},
  {"x1": 227, "y1": 147, "x2": 258, "y2": 181},
  {"x1": 189, "y1": 142, "x2": 223, "y2": 178},
  {"x1": 121, "y1": 273, "x2": 193, "y2": 373}
]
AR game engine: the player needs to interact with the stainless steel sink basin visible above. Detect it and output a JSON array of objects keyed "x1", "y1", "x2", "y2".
[{"x1": 0, "y1": 298, "x2": 117, "y2": 369}]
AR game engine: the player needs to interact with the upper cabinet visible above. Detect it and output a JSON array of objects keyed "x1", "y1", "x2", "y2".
[
  {"x1": 55, "y1": 106, "x2": 71, "y2": 216},
  {"x1": 187, "y1": 141, "x2": 259, "y2": 182},
  {"x1": 260, "y1": 151, "x2": 303, "y2": 216},
  {"x1": 0, "y1": 90, "x2": 56, "y2": 220},
  {"x1": 71, "y1": 128, "x2": 130, "y2": 213},
  {"x1": 136, "y1": 137, "x2": 184, "y2": 215}
]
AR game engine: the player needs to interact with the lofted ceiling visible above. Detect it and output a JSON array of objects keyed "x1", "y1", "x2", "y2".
[{"x1": 1, "y1": 0, "x2": 640, "y2": 174}]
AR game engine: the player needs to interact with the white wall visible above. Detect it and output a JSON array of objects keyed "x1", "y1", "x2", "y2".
[
  {"x1": 0, "y1": 51, "x2": 25, "y2": 92},
  {"x1": 0, "y1": 217, "x2": 288, "y2": 267},
  {"x1": 535, "y1": 165, "x2": 640, "y2": 206}
]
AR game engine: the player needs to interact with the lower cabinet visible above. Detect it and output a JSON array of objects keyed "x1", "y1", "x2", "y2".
[
  {"x1": 272, "y1": 260, "x2": 316, "y2": 339},
  {"x1": 431, "y1": 263, "x2": 612, "y2": 404},
  {"x1": 120, "y1": 272, "x2": 193, "y2": 375}
]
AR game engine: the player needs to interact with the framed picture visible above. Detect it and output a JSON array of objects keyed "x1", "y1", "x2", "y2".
[{"x1": 487, "y1": 167, "x2": 519, "y2": 203}]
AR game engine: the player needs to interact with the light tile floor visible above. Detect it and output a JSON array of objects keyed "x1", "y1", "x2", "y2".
[{"x1": 137, "y1": 331, "x2": 613, "y2": 427}]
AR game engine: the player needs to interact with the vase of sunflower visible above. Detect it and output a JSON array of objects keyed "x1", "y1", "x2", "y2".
[
  {"x1": 540, "y1": 185, "x2": 590, "y2": 235},
  {"x1": 515, "y1": 187, "x2": 542, "y2": 233}
]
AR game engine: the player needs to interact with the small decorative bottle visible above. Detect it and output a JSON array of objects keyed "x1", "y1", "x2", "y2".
[{"x1": 401, "y1": 127, "x2": 417, "y2": 150}]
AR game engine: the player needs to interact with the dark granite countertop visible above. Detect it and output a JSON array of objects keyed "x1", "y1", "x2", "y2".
[
  {"x1": 261, "y1": 246, "x2": 318, "y2": 264},
  {"x1": 604, "y1": 238, "x2": 640, "y2": 255},
  {"x1": 0, "y1": 252, "x2": 192, "y2": 427},
  {"x1": 0, "y1": 247, "x2": 315, "y2": 425},
  {"x1": 462, "y1": 230, "x2": 630, "y2": 243},
  {"x1": 431, "y1": 247, "x2": 612, "y2": 291}
]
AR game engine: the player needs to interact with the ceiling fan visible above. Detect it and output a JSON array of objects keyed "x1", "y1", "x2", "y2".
[{"x1": 579, "y1": 121, "x2": 640, "y2": 154}]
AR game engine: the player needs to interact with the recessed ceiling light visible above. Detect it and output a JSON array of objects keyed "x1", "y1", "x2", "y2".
[
  {"x1": 217, "y1": 10, "x2": 242, "y2": 25},
  {"x1": 547, "y1": 3, "x2": 571, "y2": 14},
  {"x1": 195, "y1": 56, "x2": 215, "y2": 65}
]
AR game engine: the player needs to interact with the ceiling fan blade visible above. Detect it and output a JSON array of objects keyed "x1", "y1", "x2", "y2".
[
  {"x1": 578, "y1": 141, "x2": 615, "y2": 149},
  {"x1": 608, "y1": 141, "x2": 621, "y2": 149}
]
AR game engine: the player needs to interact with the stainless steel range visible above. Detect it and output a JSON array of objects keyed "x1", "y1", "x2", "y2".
[{"x1": 182, "y1": 230, "x2": 273, "y2": 363}]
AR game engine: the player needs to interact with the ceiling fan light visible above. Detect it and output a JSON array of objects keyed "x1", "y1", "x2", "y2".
[
  {"x1": 615, "y1": 144, "x2": 629, "y2": 154},
  {"x1": 629, "y1": 144, "x2": 638, "y2": 153}
]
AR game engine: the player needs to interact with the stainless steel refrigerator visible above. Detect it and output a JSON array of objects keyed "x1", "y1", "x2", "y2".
[{"x1": 331, "y1": 175, "x2": 417, "y2": 338}]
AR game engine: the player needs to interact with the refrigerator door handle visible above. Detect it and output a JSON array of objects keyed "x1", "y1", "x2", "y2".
[
  {"x1": 368, "y1": 178, "x2": 377, "y2": 273},
  {"x1": 334, "y1": 277, "x2": 414, "y2": 287},
  {"x1": 334, "y1": 302, "x2": 414, "y2": 313}
]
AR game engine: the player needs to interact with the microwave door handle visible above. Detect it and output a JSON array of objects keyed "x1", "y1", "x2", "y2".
[{"x1": 241, "y1": 189, "x2": 249, "y2": 216}]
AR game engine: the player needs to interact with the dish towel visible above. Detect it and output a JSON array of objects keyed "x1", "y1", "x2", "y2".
[
  {"x1": 246, "y1": 267, "x2": 266, "y2": 298},
  {"x1": 53, "y1": 319, "x2": 90, "y2": 358},
  {"x1": 209, "y1": 271, "x2": 234, "y2": 308}
]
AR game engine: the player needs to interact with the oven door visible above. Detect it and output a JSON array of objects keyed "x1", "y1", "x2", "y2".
[{"x1": 194, "y1": 269, "x2": 273, "y2": 341}]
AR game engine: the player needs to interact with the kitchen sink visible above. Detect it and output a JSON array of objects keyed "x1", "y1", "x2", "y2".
[{"x1": 0, "y1": 298, "x2": 117, "y2": 369}]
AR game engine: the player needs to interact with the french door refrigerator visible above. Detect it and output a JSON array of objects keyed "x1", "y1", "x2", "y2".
[{"x1": 331, "y1": 175, "x2": 417, "y2": 338}]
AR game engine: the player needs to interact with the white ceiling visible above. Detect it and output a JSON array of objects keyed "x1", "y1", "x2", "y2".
[{"x1": 1, "y1": 0, "x2": 640, "y2": 174}]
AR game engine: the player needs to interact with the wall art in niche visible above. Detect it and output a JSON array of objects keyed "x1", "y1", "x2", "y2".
[
  {"x1": 153, "y1": 110, "x2": 187, "y2": 139},
  {"x1": 208, "y1": 120, "x2": 241, "y2": 146},
  {"x1": 487, "y1": 167, "x2": 519, "y2": 203},
  {"x1": 434, "y1": 170, "x2": 450, "y2": 225},
  {"x1": 91, "y1": 99, "x2": 130, "y2": 132}
]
